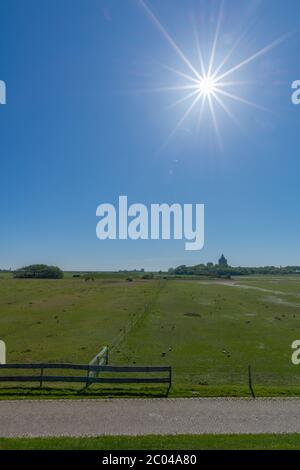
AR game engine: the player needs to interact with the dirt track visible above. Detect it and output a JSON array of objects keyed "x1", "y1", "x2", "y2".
[{"x1": 0, "y1": 398, "x2": 299, "y2": 437}]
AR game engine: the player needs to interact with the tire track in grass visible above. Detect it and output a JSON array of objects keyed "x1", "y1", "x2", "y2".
[{"x1": 109, "y1": 280, "x2": 167, "y2": 358}]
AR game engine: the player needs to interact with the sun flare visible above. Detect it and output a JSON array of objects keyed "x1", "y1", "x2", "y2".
[{"x1": 139, "y1": 0, "x2": 289, "y2": 147}]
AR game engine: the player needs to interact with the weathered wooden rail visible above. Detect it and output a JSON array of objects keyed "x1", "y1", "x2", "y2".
[{"x1": 0, "y1": 363, "x2": 172, "y2": 393}]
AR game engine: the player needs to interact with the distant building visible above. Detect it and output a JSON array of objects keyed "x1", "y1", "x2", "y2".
[{"x1": 218, "y1": 254, "x2": 228, "y2": 267}]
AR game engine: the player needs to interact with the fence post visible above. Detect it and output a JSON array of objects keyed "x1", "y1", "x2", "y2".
[
  {"x1": 86, "y1": 366, "x2": 90, "y2": 388},
  {"x1": 105, "y1": 346, "x2": 109, "y2": 365},
  {"x1": 248, "y1": 365, "x2": 255, "y2": 398},
  {"x1": 167, "y1": 367, "x2": 172, "y2": 397},
  {"x1": 40, "y1": 367, "x2": 44, "y2": 388}
]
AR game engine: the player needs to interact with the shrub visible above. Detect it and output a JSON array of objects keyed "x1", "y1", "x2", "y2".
[
  {"x1": 13, "y1": 264, "x2": 64, "y2": 279},
  {"x1": 142, "y1": 273, "x2": 154, "y2": 280}
]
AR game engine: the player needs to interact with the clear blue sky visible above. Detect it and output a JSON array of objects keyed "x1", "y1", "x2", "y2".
[{"x1": 1, "y1": 0, "x2": 300, "y2": 271}]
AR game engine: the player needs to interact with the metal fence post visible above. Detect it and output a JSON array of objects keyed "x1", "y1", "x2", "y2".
[
  {"x1": 166, "y1": 367, "x2": 172, "y2": 397},
  {"x1": 39, "y1": 367, "x2": 44, "y2": 388},
  {"x1": 248, "y1": 365, "x2": 255, "y2": 398}
]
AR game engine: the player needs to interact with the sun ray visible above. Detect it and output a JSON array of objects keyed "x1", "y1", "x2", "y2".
[
  {"x1": 215, "y1": 87, "x2": 267, "y2": 111},
  {"x1": 212, "y1": 91, "x2": 243, "y2": 130},
  {"x1": 139, "y1": 0, "x2": 202, "y2": 80},
  {"x1": 211, "y1": 19, "x2": 256, "y2": 79},
  {"x1": 192, "y1": 19, "x2": 206, "y2": 78},
  {"x1": 139, "y1": 84, "x2": 199, "y2": 93},
  {"x1": 207, "y1": 94, "x2": 222, "y2": 148},
  {"x1": 163, "y1": 65, "x2": 201, "y2": 85},
  {"x1": 166, "y1": 92, "x2": 203, "y2": 142},
  {"x1": 207, "y1": 1, "x2": 224, "y2": 77},
  {"x1": 166, "y1": 89, "x2": 202, "y2": 110},
  {"x1": 198, "y1": 94, "x2": 207, "y2": 126},
  {"x1": 216, "y1": 80, "x2": 254, "y2": 88},
  {"x1": 214, "y1": 32, "x2": 291, "y2": 83}
]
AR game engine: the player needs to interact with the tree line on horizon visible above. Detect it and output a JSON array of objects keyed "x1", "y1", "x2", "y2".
[
  {"x1": 167, "y1": 254, "x2": 300, "y2": 278},
  {"x1": 2, "y1": 255, "x2": 300, "y2": 280}
]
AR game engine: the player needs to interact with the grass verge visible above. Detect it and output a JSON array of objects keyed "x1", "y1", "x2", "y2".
[
  {"x1": 0, "y1": 434, "x2": 300, "y2": 450},
  {"x1": 0, "y1": 384, "x2": 300, "y2": 400}
]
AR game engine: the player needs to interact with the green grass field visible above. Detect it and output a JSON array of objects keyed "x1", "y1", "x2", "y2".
[
  {"x1": 0, "y1": 274, "x2": 299, "y2": 396},
  {"x1": 0, "y1": 434, "x2": 300, "y2": 450}
]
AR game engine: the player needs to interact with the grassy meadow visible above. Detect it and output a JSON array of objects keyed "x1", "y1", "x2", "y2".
[{"x1": 0, "y1": 273, "x2": 299, "y2": 396}]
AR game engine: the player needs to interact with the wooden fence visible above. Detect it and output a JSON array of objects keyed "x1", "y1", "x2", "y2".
[{"x1": 0, "y1": 363, "x2": 172, "y2": 393}]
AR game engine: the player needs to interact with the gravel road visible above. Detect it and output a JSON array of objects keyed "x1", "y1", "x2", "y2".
[{"x1": 0, "y1": 398, "x2": 299, "y2": 437}]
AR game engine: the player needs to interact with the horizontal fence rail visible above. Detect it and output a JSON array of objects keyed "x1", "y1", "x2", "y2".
[{"x1": 0, "y1": 363, "x2": 172, "y2": 392}]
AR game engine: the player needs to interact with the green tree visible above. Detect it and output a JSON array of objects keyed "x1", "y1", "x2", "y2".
[{"x1": 13, "y1": 264, "x2": 64, "y2": 279}]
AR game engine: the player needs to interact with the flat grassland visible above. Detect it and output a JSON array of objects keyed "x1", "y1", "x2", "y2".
[{"x1": 0, "y1": 274, "x2": 299, "y2": 396}]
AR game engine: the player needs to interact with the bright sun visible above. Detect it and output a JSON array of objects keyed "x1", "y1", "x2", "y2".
[
  {"x1": 139, "y1": 0, "x2": 288, "y2": 147},
  {"x1": 197, "y1": 76, "x2": 217, "y2": 97}
]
